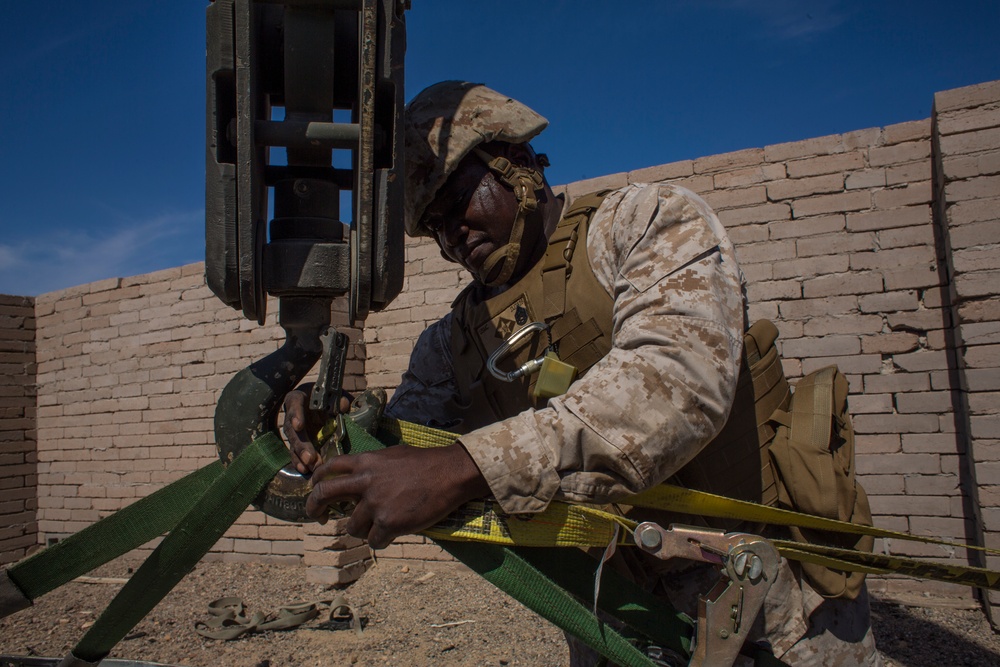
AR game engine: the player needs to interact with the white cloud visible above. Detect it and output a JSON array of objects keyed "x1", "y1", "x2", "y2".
[
  {"x1": 689, "y1": 0, "x2": 849, "y2": 40},
  {"x1": 0, "y1": 210, "x2": 203, "y2": 297}
]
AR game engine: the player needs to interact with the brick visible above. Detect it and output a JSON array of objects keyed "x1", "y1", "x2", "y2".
[
  {"x1": 859, "y1": 290, "x2": 920, "y2": 313},
  {"x1": 855, "y1": 433, "x2": 901, "y2": 454},
  {"x1": 946, "y1": 174, "x2": 1000, "y2": 202},
  {"x1": 959, "y1": 300, "x2": 1000, "y2": 325},
  {"x1": 955, "y1": 271, "x2": 1000, "y2": 299},
  {"x1": 747, "y1": 301, "x2": 779, "y2": 323},
  {"x1": 733, "y1": 239, "x2": 796, "y2": 265},
  {"x1": 903, "y1": 474, "x2": 960, "y2": 498},
  {"x1": 801, "y1": 314, "x2": 883, "y2": 337},
  {"x1": 852, "y1": 246, "x2": 935, "y2": 273},
  {"x1": 892, "y1": 350, "x2": 950, "y2": 372},
  {"x1": 853, "y1": 413, "x2": 940, "y2": 435},
  {"x1": 778, "y1": 296, "x2": 858, "y2": 320},
  {"x1": 712, "y1": 163, "x2": 785, "y2": 189},
  {"x1": 767, "y1": 174, "x2": 844, "y2": 201},
  {"x1": 962, "y1": 322, "x2": 1000, "y2": 346},
  {"x1": 873, "y1": 182, "x2": 933, "y2": 209},
  {"x1": 716, "y1": 203, "x2": 791, "y2": 226},
  {"x1": 306, "y1": 560, "x2": 371, "y2": 586},
  {"x1": 937, "y1": 105, "x2": 1000, "y2": 135},
  {"x1": 973, "y1": 415, "x2": 1000, "y2": 439},
  {"x1": 857, "y1": 453, "x2": 940, "y2": 475},
  {"x1": 664, "y1": 175, "x2": 714, "y2": 194},
  {"x1": 895, "y1": 391, "x2": 953, "y2": 414},
  {"x1": 939, "y1": 127, "x2": 1000, "y2": 157},
  {"x1": 772, "y1": 255, "x2": 848, "y2": 281},
  {"x1": 845, "y1": 169, "x2": 886, "y2": 190},
  {"x1": 861, "y1": 333, "x2": 920, "y2": 355},
  {"x1": 786, "y1": 152, "x2": 865, "y2": 179},
  {"x1": 901, "y1": 433, "x2": 961, "y2": 455},
  {"x1": 405, "y1": 271, "x2": 460, "y2": 292},
  {"x1": 797, "y1": 231, "x2": 876, "y2": 258},
  {"x1": 965, "y1": 344, "x2": 1000, "y2": 369},
  {"x1": 883, "y1": 265, "x2": 942, "y2": 291},
  {"x1": 627, "y1": 160, "x2": 693, "y2": 183},
  {"x1": 941, "y1": 155, "x2": 989, "y2": 181},
  {"x1": 885, "y1": 160, "x2": 932, "y2": 186},
  {"x1": 791, "y1": 191, "x2": 871, "y2": 217},
  {"x1": 702, "y1": 186, "x2": 767, "y2": 211},
  {"x1": 954, "y1": 247, "x2": 1000, "y2": 274},
  {"x1": 802, "y1": 272, "x2": 882, "y2": 298},
  {"x1": 746, "y1": 280, "x2": 801, "y2": 302},
  {"x1": 764, "y1": 133, "x2": 857, "y2": 163},
  {"x1": 934, "y1": 80, "x2": 1000, "y2": 113},
  {"x1": 305, "y1": 544, "x2": 371, "y2": 568},
  {"x1": 869, "y1": 494, "x2": 951, "y2": 517},
  {"x1": 693, "y1": 148, "x2": 764, "y2": 174},
  {"x1": 883, "y1": 119, "x2": 931, "y2": 145},
  {"x1": 869, "y1": 141, "x2": 931, "y2": 167},
  {"x1": 879, "y1": 225, "x2": 936, "y2": 251},
  {"x1": 848, "y1": 393, "x2": 893, "y2": 415},
  {"x1": 726, "y1": 224, "x2": 768, "y2": 245}
]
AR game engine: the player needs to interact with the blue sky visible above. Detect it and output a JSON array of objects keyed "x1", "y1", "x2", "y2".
[{"x1": 1, "y1": 1, "x2": 998, "y2": 297}]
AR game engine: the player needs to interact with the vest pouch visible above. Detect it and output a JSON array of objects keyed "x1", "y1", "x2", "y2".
[
  {"x1": 669, "y1": 320, "x2": 789, "y2": 533},
  {"x1": 768, "y1": 365, "x2": 874, "y2": 600}
]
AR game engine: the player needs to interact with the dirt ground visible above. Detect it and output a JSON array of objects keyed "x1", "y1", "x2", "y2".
[{"x1": 2, "y1": 557, "x2": 1000, "y2": 667}]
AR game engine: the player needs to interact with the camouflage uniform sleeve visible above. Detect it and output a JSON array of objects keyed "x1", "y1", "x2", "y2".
[
  {"x1": 383, "y1": 313, "x2": 464, "y2": 431},
  {"x1": 459, "y1": 183, "x2": 746, "y2": 514}
]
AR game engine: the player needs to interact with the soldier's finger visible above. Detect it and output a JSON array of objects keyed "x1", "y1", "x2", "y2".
[
  {"x1": 305, "y1": 472, "x2": 363, "y2": 520},
  {"x1": 283, "y1": 390, "x2": 308, "y2": 432}
]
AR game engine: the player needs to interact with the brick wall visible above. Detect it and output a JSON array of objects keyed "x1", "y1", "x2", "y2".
[
  {"x1": 347, "y1": 80, "x2": 1000, "y2": 599},
  {"x1": 932, "y1": 81, "x2": 1000, "y2": 601},
  {"x1": 32, "y1": 264, "x2": 364, "y2": 565},
  {"x1": 7, "y1": 79, "x2": 999, "y2": 600},
  {"x1": 0, "y1": 295, "x2": 36, "y2": 565}
]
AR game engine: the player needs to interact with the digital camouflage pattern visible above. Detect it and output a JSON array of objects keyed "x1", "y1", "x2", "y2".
[
  {"x1": 390, "y1": 183, "x2": 744, "y2": 514},
  {"x1": 566, "y1": 560, "x2": 881, "y2": 666},
  {"x1": 386, "y1": 182, "x2": 881, "y2": 665},
  {"x1": 403, "y1": 81, "x2": 548, "y2": 237}
]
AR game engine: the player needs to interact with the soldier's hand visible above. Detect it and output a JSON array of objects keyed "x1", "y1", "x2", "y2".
[
  {"x1": 305, "y1": 443, "x2": 490, "y2": 549},
  {"x1": 282, "y1": 384, "x2": 350, "y2": 474}
]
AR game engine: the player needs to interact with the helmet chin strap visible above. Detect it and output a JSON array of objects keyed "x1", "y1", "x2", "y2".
[{"x1": 472, "y1": 148, "x2": 546, "y2": 287}]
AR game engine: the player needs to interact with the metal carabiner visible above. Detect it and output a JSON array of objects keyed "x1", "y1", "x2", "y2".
[{"x1": 487, "y1": 321, "x2": 552, "y2": 382}]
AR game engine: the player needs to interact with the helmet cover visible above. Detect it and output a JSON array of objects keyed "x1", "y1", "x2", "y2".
[{"x1": 404, "y1": 81, "x2": 548, "y2": 237}]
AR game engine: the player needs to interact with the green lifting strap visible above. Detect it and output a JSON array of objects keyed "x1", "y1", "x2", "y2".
[
  {"x1": 5, "y1": 462, "x2": 225, "y2": 604},
  {"x1": 442, "y1": 541, "x2": 659, "y2": 667},
  {"x1": 71, "y1": 432, "x2": 290, "y2": 663}
]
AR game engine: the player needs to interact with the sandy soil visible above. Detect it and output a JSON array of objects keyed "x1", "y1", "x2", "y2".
[{"x1": 2, "y1": 558, "x2": 1000, "y2": 666}]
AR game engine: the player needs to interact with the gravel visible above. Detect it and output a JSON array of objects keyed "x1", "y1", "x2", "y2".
[{"x1": 2, "y1": 557, "x2": 999, "y2": 666}]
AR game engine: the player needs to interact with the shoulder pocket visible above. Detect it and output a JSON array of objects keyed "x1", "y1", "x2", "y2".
[{"x1": 619, "y1": 190, "x2": 721, "y2": 294}]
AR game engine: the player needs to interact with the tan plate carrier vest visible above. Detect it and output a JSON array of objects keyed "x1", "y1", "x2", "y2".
[{"x1": 449, "y1": 191, "x2": 785, "y2": 509}]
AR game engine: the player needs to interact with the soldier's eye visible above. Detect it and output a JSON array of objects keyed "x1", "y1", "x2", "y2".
[{"x1": 422, "y1": 216, "x2": 445, "y2": 234}]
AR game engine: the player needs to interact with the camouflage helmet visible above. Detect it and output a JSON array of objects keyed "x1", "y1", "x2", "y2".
[{"x1": 404, "y1": 81, "x2": 548, "y2": 237}]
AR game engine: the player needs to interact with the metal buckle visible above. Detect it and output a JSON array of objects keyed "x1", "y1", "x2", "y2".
[
  {"x1": 633, "y1": 523, "x2": 780, "y2": 667},
  {"x1": 486, "y1": 321, "x2": 552, "y2": 382}
]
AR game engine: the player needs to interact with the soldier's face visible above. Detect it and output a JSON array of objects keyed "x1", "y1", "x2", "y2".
[{"x1": 422, "y1": 155, "x2": 533, "y2": 283}]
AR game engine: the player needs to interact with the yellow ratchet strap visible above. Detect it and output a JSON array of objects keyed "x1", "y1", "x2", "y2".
[{"x1": 322, "y1": 415, "x2": 1000, "y2": 592}]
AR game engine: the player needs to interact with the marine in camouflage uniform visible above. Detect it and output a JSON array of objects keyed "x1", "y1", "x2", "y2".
[{"x1": 291, "y1": 81, "x2": 880, "y2": 666}]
